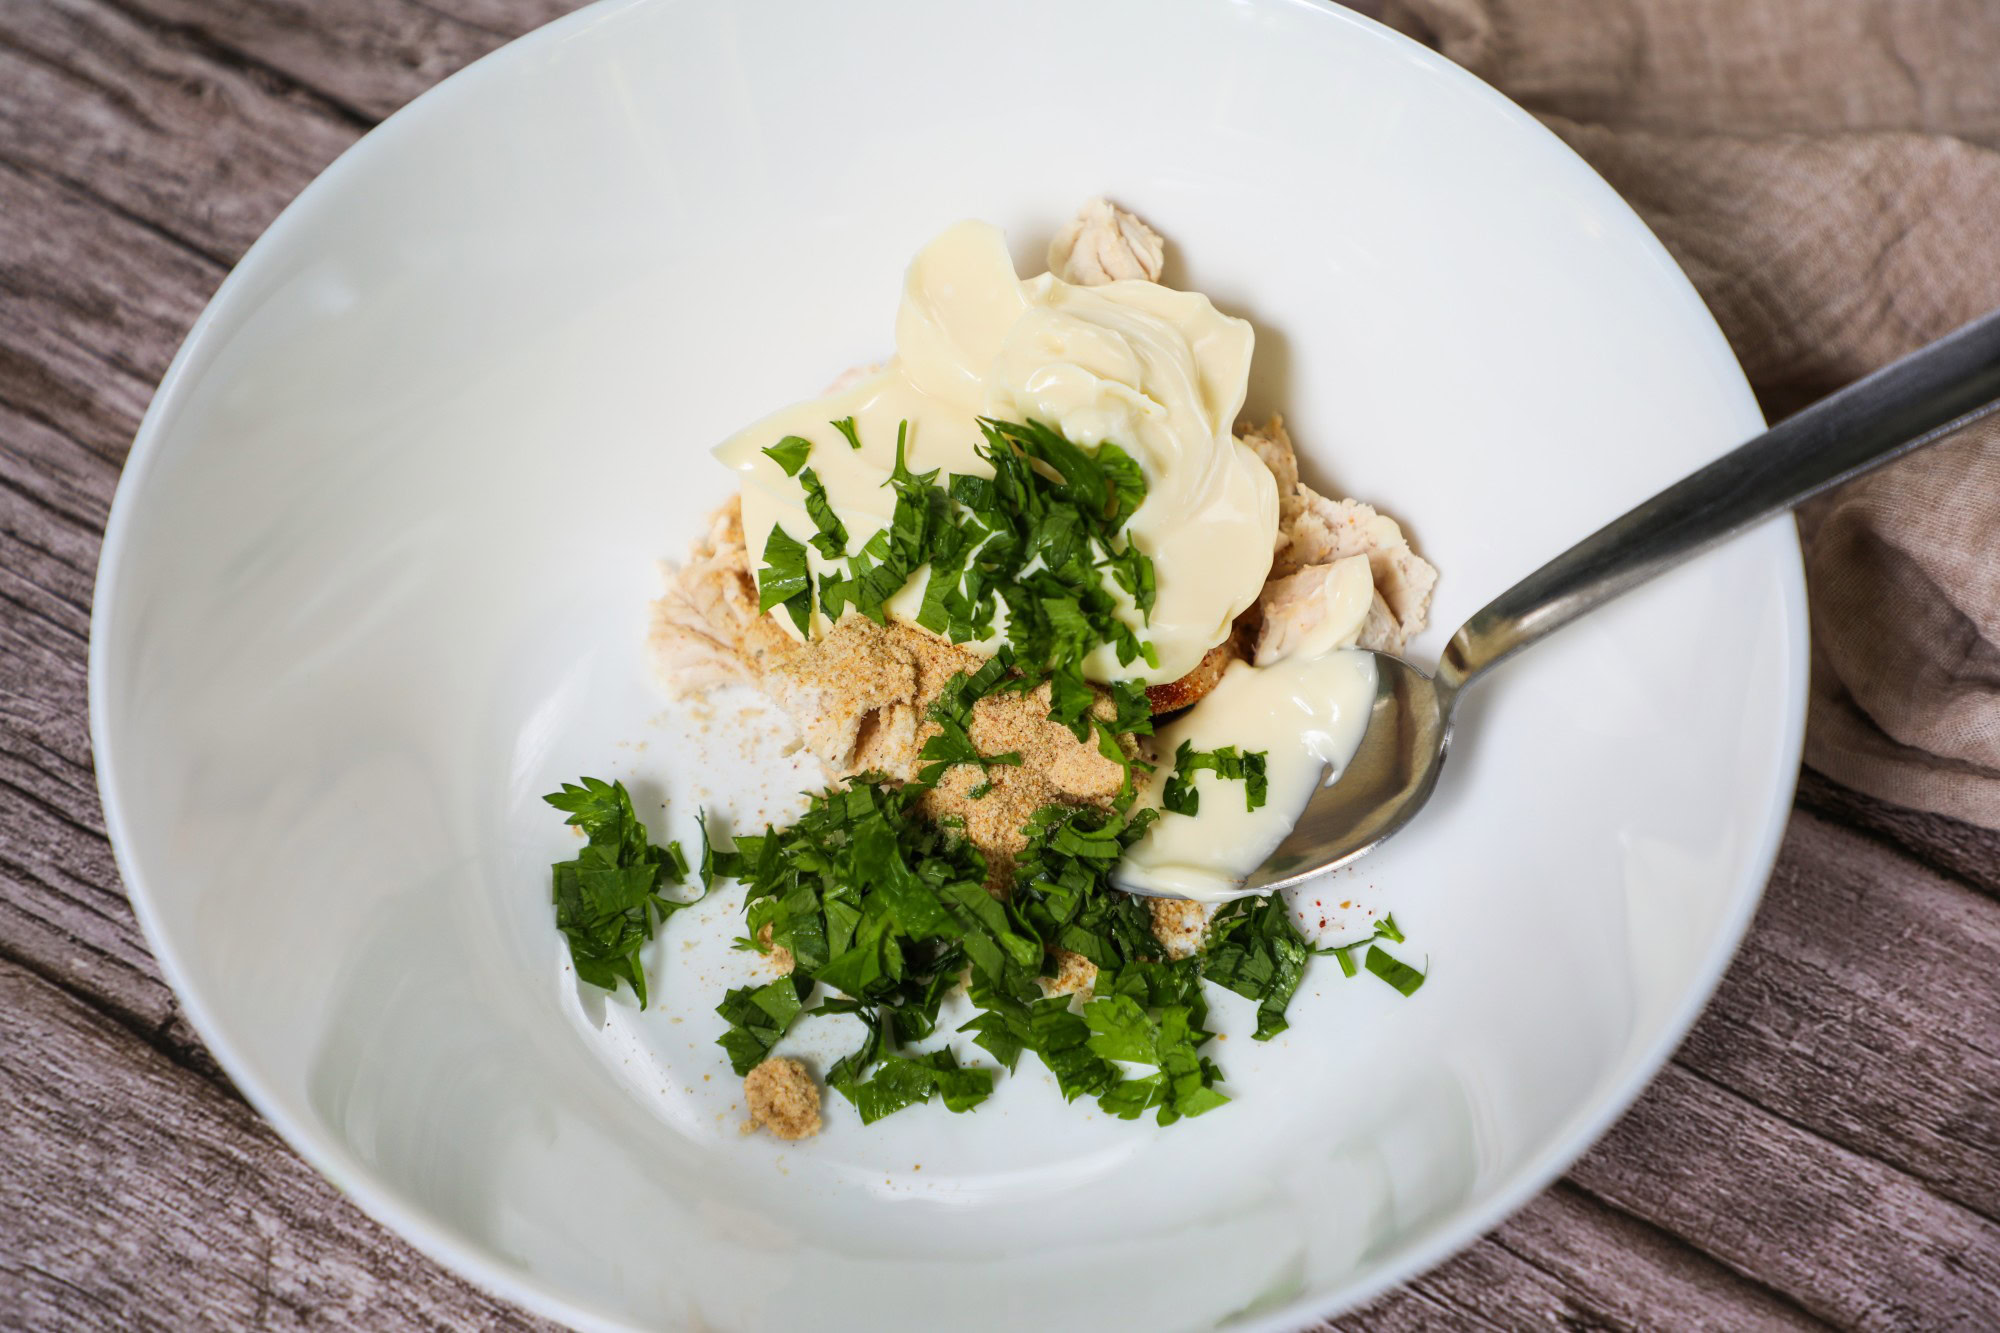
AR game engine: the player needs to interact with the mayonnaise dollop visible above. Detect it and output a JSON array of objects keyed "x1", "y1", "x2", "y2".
[
  {"x1": 713, "y1": 220, "x2": 1277, "y2": 685},
  {"x1": 1116, "y1": 556, "x2": 1380, "y2": 902}
]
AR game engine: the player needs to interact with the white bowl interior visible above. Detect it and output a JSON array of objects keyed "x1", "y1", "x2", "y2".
[{"x1": 92, "y1": 0, "x2": 1804, "y2": 1328}]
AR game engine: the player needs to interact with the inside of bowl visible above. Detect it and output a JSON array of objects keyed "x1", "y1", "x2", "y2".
[{"x1": 94, "y1": 0, "x2": 1802, "y2": 1327}]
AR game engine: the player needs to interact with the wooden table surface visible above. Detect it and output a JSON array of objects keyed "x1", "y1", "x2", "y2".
[{"x1": 3, "y1": 2, "x2": 1997, "y2": 1328}]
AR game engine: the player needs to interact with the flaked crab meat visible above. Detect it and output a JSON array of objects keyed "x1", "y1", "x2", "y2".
[
  {"x1": 647, "y1": 496, "x2": 798, "y2": 697},
  {"x1": 1279, "y1": 491, "x2": 1435, "y2": 652},
  {"x1": 1047, "y1": 197, "x2": 1167, "y2": 285},
  {"x1": 1241, "y1": 417, "x2": 1437, "y2": 656}
]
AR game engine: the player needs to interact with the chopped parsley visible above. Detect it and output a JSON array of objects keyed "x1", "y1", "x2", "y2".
[
  {"x1": 1318, "y1": 913, "x2": 1423, "y2": 993},
  {"x1": 1161, "y1": 741, "x2": 1270, "y2": 815},
  {"x1": 762, "y1": 435, "x2": 812, "y2": 477},
  {"x1": 1364, "y1": 944, "x2": 1427, "y2": 996},
  {"x1": 1200, "y1": 893, "x2": 1310, "y2": 1041},
  {"x1": 696, "y1": 774, "x2": 1232, "y2": 1127},
  {"x1": 797, "y1": 466, "x2": 848, "y2": 560},
  {"x1": 753, "y1": 416, "x2": 1162, "y2": 742},
  {"x1": 755, "y1": 524, "x2": 814, "y2": 636},
  {"x1": 715, "y1": 974, "x2": 809, "y2": 1074},
  {"x1": 556, "y1": 393, "x2": 1432, "y2": 1134},
  {"x1": 542, "y1": 778, "x2": 701, "y2": 1009},
  {"x1": 840, "y1": 1049, "x2": 993, "y2": 1123},
  {"x1": 548, "y1": 776, "x2": 1425, "y2": 1128}
]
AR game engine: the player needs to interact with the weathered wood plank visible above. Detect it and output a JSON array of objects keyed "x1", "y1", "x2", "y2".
[
  {"x1": 99, "y1": 0, "x2": 548, "y2": 124},
  {"x1": 0, "y1": 157, "x2": 216, "y2": 439},
  {"x1": 1484, "y1": 1181, "x2": 1826, "y2": 1329},
  {"x1": 1676, "y1": 809, "x2": 2000, "y2": 1224},
  {"x1": 1798, "y1": 766, "x2": 2000, "y2": 901},
  {"x1": 0, "y1": 0, "x2": 363, "y2": 265},
  {"x1": 0, "y1": 160, "x2": 213, "y2": 1054},
  {"x1": 0, "y1": 402, "x2": 183, "y2": 1054},
  {"x1": 0, "y1": 573, "x2": 183, "y2": 1067},
  {"x1": 0, "y1": 955, "x2": 551, "y2": 1330},
  {"x1": 0, "y1": 397, "x2": 116, "y2": 536},
  {"x1": 1332, "y1": 1181, "x2": 1826, "y2": 1330},
  {"x1": 1570, "y1": 1061, "x2": 2000, "y2": 1328}
]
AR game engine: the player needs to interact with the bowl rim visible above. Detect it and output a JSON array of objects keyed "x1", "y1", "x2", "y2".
[{"x1": 87, "y1": 0, "x2": 1808, "y2": 1327}]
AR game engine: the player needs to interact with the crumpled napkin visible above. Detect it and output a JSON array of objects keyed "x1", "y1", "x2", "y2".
[{"x1": 1381, "y1": 0, "x2": 2000, "y2": 828}]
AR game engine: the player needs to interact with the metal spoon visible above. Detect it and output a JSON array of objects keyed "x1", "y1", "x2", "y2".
[{"x1": 1235, "y1": 306, "x2": 2000, "y2": 897}]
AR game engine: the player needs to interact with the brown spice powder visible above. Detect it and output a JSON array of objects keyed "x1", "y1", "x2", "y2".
[{"x1": 743, "y1": 1056, "x2": 822, "y2": 1140}]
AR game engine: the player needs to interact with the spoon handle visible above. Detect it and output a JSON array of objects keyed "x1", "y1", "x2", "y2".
[{"x1": 1437, "y1": 305, "x2": 2000, "y2": 694}]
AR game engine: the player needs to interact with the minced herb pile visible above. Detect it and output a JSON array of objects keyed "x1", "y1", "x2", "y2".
[
  {"x1": 755, "y1": 416, "x2": 1159, "y2": 744},
  {"x1": 545, "y1": 414, "x2": 1423, "y2": 1130},
  {"x1": 545, "y1": 774, "x2": 1425, "y2": 1129}
]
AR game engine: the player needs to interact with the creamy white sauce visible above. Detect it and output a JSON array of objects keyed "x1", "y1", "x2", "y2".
[
  {"x1": 1115, "y1": 650, "x2": 1379, "y2": 902},
  {"x1": 713, "y1": 219, "x2": 1276, "y2": 684},
  {"x1": 1117, "y1": 548, "x2": 1380, "y2": 901}
]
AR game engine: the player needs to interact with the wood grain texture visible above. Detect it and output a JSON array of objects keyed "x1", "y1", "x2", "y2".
[
  {"x1": 0, "y1": 1, "x2": 1996, "y2": 1329},
  {"x1": 1572, "y1": 1063, "x2": 2000, "y2": 1330},
  {"x1": 0, "y1": 158, "x2": 213, "y2": 1050},
  {"x1": 1328, "y1": 1182, "x2": 1827, "y2": 1331},
  {"x1": 1678, "y1": 811, "x2": 2000, "y2": 1223},
  {"x1": 0, "y1": 0, "x2": 363, "y2": 265},
  {"x1": 1798, "y1": 765, "x2": 2000, "y2": 901},
  {"x1": 104, "y1": 0, "x2": 552, "y2": 122}
]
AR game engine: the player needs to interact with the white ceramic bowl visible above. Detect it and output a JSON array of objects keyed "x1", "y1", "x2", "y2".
[{"x1": 90, "y1": 0, "x2": 1806, "y2": 1328}]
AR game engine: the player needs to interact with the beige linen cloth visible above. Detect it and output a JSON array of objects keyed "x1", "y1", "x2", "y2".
[{"x1": 1378, "y1": 0, "x2": 2000, "y2": 828}]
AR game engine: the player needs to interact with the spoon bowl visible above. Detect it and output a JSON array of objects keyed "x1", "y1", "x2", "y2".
[{"x1": 1242, "y1": 655, "x2": 1452, "y2": 893}]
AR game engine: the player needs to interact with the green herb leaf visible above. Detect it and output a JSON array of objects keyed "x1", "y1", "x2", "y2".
[
  {"x1": 816, "y1": 913, "x2": 904, "y2": 998},
  {"x1": 819, "y1": 998, "x2": 883, "y2": 1089},
  {"x1": 962, "y1": 978, "x2": 1033, "y2": 1071},
  {"x1": 1162, "y1": 741, "x2": 1270, "y2": 816},
  {"x1": 928, "y1": 1048, "x2": 996, "y2": 1113},
  {"x1": 1201, "y1": 894, "x2": 1309, "y2": 1041},
  {"x1": 1097, "y1": 1075, "x2": 1165, "y2": 1120},
  {"x1": 762, "y1": 435, "x2": 812, "y2": 476},
  {"x1": 1150, "y1": 1005, "x2": 1229, "y2": 1124},
  {"x1": 1045, "y1": 664, "x2": 1098, "y2": 741},
  {"x1": 696, "y1": 811, "x2": 741, "y2": 890},
  {"x1": 1083, "y1": 994, "x2": 1157, "y2": 1063},
  {"x1": 755, "y1": 523, "x2": 814, "y2": 637},
  {"x1": 837, "y1": 1052, "x2": 935, "y2": 1123},
  {"x1": 543, "y1": 778, "x2": 701, "y2": 1009},
  {"x1": 913, "y1": 665, "x2": 1026, "y2": 788},
  {"x1": 1027, "y1": 996, "x2": 1120, "y2": 1101},
  {"x1": 1364, "y1": 944, "x2": 1427, "y2": 996},
  {"x1": 836, "y1": 1048, "x2": 993, "y2": 1123},
  {"x1": 797, "y1": 466, "x2": 849, "y2": 560},
  {"x1": 770, "y1": 415, "x2": 1159, "y2": 738},
  {"x1": 831, "y1": 416, "x2": 864, "y2": 450},
  {"x1": 715, "y1": 974, "x2": 810, "y2": 1075},
  {"x1": 1316, "y1": 915, "x2": 1413, "y2": 978}
]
